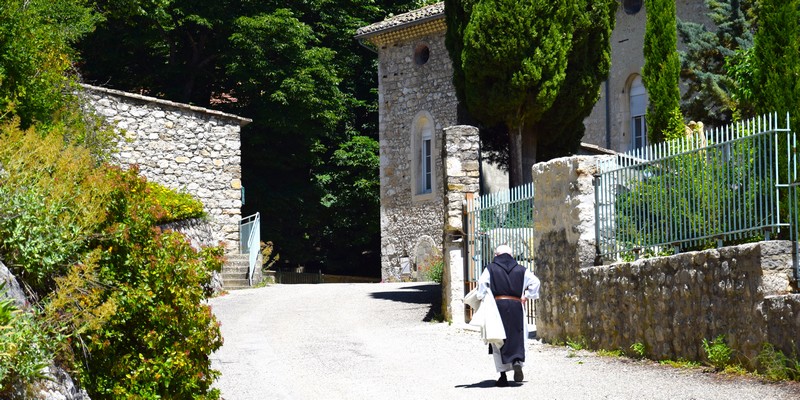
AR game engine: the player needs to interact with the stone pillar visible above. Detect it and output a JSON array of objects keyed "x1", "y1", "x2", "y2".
[
  {"x1": 441, "y1": 125, "x2": 480, "y2": 324},
  {"x1": 532, "y1": 155, "x2": 609, "y2": 340}
]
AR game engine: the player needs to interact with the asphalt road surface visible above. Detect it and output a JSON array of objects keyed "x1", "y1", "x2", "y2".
[{"x1": 209, "y1": 282, "x2": 800, "y2": 400}]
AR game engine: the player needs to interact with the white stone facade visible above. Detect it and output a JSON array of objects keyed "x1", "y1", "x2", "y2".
[
  {"x1": 376, "y1": 30, "x2": 458, "y2": 281},
  {"x1": 358, "y1": 3, "x2": 459, "y2": 281},
  {"x1": 82, "y1": 84, "x2": 250, "y2": 252}
]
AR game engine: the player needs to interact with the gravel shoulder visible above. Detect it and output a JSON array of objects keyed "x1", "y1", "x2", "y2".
[{"x1": 209, "y1": 282, "x2": 800, "y2": 400}]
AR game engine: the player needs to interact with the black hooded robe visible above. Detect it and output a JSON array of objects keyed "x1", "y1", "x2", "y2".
[{"x1": 487, "y1": 253, "x2": 526, "y2": 365}]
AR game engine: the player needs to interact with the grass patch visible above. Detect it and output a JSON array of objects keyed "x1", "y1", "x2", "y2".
[
  {"x1": 659, "y1": 358, "x2": 702, "y2": 368},
  {"x1": 597, "y1": 349, "x2": 624, "y2": 358}
]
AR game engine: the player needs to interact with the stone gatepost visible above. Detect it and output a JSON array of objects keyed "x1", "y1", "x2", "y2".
[
  {"x1": 532, "y1": 156, "x2": 608, "y2": 340},
  {"x1": 441, "y1": 125, "x2": 480, "y2": 324}
]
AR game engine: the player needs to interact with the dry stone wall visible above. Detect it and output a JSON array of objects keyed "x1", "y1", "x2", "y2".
[
  {"x1": 533, "y1": 155, "x2": 799, "y2": 368},
  {"x1": 378, "y1": 31, "x2": 458, "y2": 280},
  {"x1": 82, "y1": 84, "x2": 249, "y2": 252}
]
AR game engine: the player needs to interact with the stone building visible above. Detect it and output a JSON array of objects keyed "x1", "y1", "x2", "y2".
[
  {"x1": 357, "y1": 1, "x2": 708, "y2": 281},
  {"x1": 583, "y1": 0, "x2": 711, "y2": 152},
  {"x1": 82, "y1": 84, "x2": 251, "y2": 252},
  {"x1": 356, "y1": 3, "x2": 456, "y2": 281}
]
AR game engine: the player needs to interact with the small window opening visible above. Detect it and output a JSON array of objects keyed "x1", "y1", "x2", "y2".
[{"x1": 414, "y1": 44, "x2": 430, "y2": 65}]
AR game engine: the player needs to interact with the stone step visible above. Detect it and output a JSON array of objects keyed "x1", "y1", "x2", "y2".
[
  {"x1": 225, "y1": 262, "x2": 250, "y2": 268},
  {"x1": 222, "y1": 253, "x2": 258, "y2": 289},
  {"x1": 224, "y1": 278, "x2": 250, "y2": 289},
  {"x1": 222, "y1": 266, "x2": 250, "y2": 274}
]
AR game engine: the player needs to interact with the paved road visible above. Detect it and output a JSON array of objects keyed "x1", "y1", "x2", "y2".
[{"x1": 209, "y1": 282, "x2": 800, "y2": 400}]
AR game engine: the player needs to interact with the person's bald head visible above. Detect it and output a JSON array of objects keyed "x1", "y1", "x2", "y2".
[{"x1": 494, "y1": 244, "x2": 513, "y2": 256}]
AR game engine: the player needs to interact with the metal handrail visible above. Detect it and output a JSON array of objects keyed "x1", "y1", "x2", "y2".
[{"x1": 239, "y1": 212, "x2": 260, "y2": 286}]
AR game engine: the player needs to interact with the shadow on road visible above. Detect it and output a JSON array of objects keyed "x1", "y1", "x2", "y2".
[
  {"x1": 455, "y1": 380, "x2": 523, "y2": 389},
  {"x1": 370, "y1": 283, "x2": 442, "y2": 322}
]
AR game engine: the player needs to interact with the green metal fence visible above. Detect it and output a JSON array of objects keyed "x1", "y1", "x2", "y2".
[
  {"x1": 594, "y1": 113, "x2": 797, "y2": 278},
  {"x1": 465, "y1": 182, "x2": 536, "y2": 324}
]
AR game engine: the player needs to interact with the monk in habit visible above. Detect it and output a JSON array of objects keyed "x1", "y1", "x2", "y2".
[{"x1": 476, "y1": 244, "x2": 540, "y2": 387}]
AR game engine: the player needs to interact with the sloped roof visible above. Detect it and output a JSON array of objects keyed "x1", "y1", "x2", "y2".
[{"x1": 355, "y1": 2, "x2": 445, "y2": 47}]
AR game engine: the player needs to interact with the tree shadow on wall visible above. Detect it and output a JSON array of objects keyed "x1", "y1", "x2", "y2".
[{"x1": 370, "y1": 283, "x2": 442, "y2": 322}]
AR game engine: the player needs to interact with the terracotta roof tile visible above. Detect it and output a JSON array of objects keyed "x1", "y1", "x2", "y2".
[{"x1": 355, "y1": 2, "x2": 444, "y2": 39}]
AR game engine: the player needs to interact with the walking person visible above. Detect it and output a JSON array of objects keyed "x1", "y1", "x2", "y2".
[{"x1": 476, "y1": 244, "x2": 540, "y2": 387}]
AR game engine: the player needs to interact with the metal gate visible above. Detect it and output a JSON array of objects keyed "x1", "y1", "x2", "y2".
[{"x1": 464, "y1": 183, "x2": 536, "y2": 324}]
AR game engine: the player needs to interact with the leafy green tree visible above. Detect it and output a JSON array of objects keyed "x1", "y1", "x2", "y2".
[
  {"x1": 76, "y1": 0, "x2": 413, "y2": 275},
  {"x1": 750, "y1": 0, "x2": 800, "y2": 124},
  {"x1": 643, "y1": 0, "x2": 684, "y2": 142},
  {"x1": 0, "y1": 0, "x2": 98, "y2": 127},
  {"x1": 446, "y1": 0, "x2": 616, "y2": 185},
  {"x1": 533, "y1": 0, "x2": 617, "y2": 162},
  {"x1": 315, "y1": 135, "x2": 380, "y2": 273},
  {"x1": 678, "y1": 0, "x2": 754, "y2": 126}
]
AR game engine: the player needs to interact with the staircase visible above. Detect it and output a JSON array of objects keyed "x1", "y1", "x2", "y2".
[{"x1": 222, "y1": 253, "x2": 251, "y2": 290}]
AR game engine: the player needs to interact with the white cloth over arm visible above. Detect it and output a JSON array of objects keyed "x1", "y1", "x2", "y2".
[
  {"x1": 464, "y1": 287, "x2": 505, "y2": 348},
  {"x1": 523, "y1": 270, "x2": 541, "y2": 301}
]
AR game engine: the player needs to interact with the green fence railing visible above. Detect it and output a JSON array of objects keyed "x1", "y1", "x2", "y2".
[
  {"x1": 594, "y1": 113, "x2": 796, "y2": 279},
  {"x1": 465, "y1": 182, "x2": 536, "y2": 324}
]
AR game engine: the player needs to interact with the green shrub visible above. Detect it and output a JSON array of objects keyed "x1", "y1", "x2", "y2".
[
  {"x1": 419, "y1": 254, "x2": 444, "y2": 284},
  {"x1": 73, "y1": 167, "x2": 223, "y2": 399},
  {"x1": 145, "y1": 182, "x2": 206, "y2": 224},
  {"x1": 630, "y1": 342, "x2": 647, "y2": 358},
  {"x1": 0, "y1": 290, "x2": 53, "y2": 397},
  {"x1": 0, "y1": 121, "x2": 111, "y2": 292},
  {"x1": 0, "y1": 112, "x2": 221, "y2": 399},
  {"x1": 757, "y1": 343, "x2": 800, "y2": 381},
  {"x1": 615, "y1": 136, "x2": 768, "y2": 256},
  {"x1": 702, "y1": 335, "x2": 734, "y2": 371}
]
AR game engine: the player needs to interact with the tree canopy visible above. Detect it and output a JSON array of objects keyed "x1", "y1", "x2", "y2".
[
  {"x1": 678, "y1": 0, "x2": 754, "y2": 127},
  {"x1": 0, "y1": 0, "x2": 98, "y2": 127},
  {"x1": 445, "y1": 0, "x2": 615, "y2": 185},
  {"x1": 750, "y1": 0, "x2": 800, "y2": 125},
  {"x1": 75, "y1": 0, "x2": 421, "y2": 276}
]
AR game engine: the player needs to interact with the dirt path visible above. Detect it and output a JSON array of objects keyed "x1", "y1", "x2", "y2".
[{"x1": 209, "y1": 282, "x2": 800, "y2": 400}]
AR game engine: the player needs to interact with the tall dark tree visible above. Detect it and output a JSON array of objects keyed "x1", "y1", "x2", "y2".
[
  {"x1": 750, "y1": 0, "x2": 800, "y2": 125},
  {"x1": 678, "y1": 0, "x2": 754, "y2": 127},
  {"x1": 76, "y1": 0, "x2": 419, "y2": 276},
  {"x1": 445, "y1": 0, "x2": 616, "y2": 185},
  {"x1": 643, "y1": 0, "x2": 684, "y2": 143}
]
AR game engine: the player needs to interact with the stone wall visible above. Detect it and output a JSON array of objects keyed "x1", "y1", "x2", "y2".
[
  {"x1": 441, "y1": 125, "x2": 480, "y2": 324},
  {"x1": 82, "y1": 84, "x2": 250, "y2": 252},
  {"x1": 377, "y1": 31, "x2": 458, "y2": 280},
  {"x1": 533, "y1": 155, "x2": 800, "y2": 368}
]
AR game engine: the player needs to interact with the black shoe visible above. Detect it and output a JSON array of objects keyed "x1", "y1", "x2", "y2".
[
  {"x1": 513, "y1": 361, "x2": 524, "y2": 382},
  {"x1": 496, "y1": 372, "x2": 508, "y2": 387}
]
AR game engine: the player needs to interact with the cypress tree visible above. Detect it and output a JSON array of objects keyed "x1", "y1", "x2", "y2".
[
  {"x1": 643, "y1": 0, "x2": 684, "y2": 142},
  {"x1": 445, "y1": 0, "x2": 616, "y2": 185},
  {"x1": 751, "y1": 0, "x2": 800, "y2": 124}
]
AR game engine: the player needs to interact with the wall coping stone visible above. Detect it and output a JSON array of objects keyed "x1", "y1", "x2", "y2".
[{"x1": 81, "y1": 84, "x2": 252, "y2": 126}]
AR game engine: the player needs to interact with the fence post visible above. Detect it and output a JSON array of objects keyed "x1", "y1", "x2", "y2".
[{"x1": 441, "y1": 125, "x2": 480, "y2": 325}]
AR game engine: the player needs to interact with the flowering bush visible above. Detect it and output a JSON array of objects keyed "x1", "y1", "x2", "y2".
[{"x1": 145, "y1": 181, "x2": 206, "y2": 224}]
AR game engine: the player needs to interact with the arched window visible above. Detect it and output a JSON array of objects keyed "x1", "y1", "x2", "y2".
[
  {"x1": 412, "y1": 112, "x2": 435, "y2": 197},
  {"x1": 630, "y1": 75, "x2": 648, "y2": 149}
]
